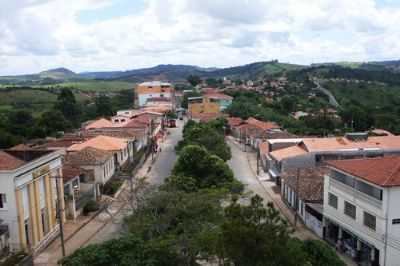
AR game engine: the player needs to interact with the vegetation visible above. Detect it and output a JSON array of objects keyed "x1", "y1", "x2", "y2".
[
  {"x1": 64, "y1": 118, "x2": 343, "y2": 266},
  {"x1": 176, "y1": 119, "x2": 231, "y2": 161},
  {"x1": 83, "y1": 200, "x2": 100, "y2": 216},
  {"x1": 102, "y1": 179, "x2": 124, "y2": 196}
]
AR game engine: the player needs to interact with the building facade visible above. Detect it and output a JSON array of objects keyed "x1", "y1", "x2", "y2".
[
  {"x1": 136, "y1": 81, "x2": 174, "y2": 107},
  {"x1": 0, "y1": 149, "x2": 64, "y2": 253},
  {"x1": 324, "y1": 157, "x2": 400, "y2": 266}
]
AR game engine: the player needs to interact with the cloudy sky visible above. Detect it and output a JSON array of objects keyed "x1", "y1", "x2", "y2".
[{"x1": 1, "y1": 0, "x2": 400, "y2": 75}]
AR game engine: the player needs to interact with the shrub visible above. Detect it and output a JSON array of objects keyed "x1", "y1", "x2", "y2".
[
  {"x1": 1, "y1": 251, "x2": 27, "y2": 266},
  {"x1": 102, "y1": 179, "x2": 123, "y2": 196},
  {"x1": 83, "y1": 200, "x2": 100, "y2": 216}
]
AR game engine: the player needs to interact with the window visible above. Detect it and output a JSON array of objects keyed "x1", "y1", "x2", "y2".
[
  {"x1": 328, "y1": 193, "x2": 338, "y2": 209},
  {"x1": 344, "y1": 201, "x2": 356, "y2": 219},
  {"x1": 393, "y1": 219, "x2": 400, "y2": 225},
  {"x1": 0, "y1": 194, "x2": 7, "y2": 209},
  {"x1": 364, "y1": 212, "x2": 376, "y2": 231}
]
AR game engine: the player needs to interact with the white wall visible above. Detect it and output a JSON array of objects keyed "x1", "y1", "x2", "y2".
[{"x1": 138, "y1": 93, "x2": 172, "y2": 107}]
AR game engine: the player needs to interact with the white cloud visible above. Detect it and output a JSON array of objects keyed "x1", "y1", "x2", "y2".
[{"x1": 1, "y1": 0, "x2": 400, "y2": 75}]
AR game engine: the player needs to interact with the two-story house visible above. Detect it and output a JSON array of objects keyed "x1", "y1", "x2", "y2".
[
  {"x1": 0, "y1": 149, "x2": 64, "y2": 253},
  {"x1": 324, "y1": 156, "x2": 400, "y2": 266}
]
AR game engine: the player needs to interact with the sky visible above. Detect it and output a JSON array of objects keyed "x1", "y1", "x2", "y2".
[{"x1": 1, "y1": 0, "x2": 400, "y2": 75}]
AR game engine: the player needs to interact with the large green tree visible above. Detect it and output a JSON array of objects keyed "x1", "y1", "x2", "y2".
[
  {"x1": 54, "y1": 88, "x2": 81, "y2": 125},
  {"x1": 221, "y1": 195, "x2": 309, "y2": 266},
  {"x1": 95, "y1": 94, "x2": 114, "y2": 117}
]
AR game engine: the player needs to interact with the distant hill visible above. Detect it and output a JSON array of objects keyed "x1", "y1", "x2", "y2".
[
  {"x1": 0, "y1": 61, "x2": 303, "y2": 85},
  {"x1": 1, "y1": 59, "x2": 399, "y2": 86},
  {"x1": 39, "y1": 67, "x2": 77, "y2": 79}
]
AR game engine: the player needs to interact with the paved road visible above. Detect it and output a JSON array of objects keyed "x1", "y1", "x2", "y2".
[
  {"x1": 227, "y1": 140, "x2": 274, "y2": 203},
  {"x1": 87, "y1": 120, "x2": 183, "y2": 244}
]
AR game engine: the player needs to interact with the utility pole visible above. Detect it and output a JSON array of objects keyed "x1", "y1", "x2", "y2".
[
  {"x1": 256, "y1": 148, "x2": 260, "y2": 176},
  {"x1": 55, "y1": 177, "x2": 66, "y2": 257},
  {"x1": 294, "y1": 168, "x2": 300, "y2": 228}
]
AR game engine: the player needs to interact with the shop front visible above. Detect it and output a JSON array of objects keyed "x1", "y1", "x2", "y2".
[{"x1": 324, "y1": 219, "x2": 380, "y2": 266}]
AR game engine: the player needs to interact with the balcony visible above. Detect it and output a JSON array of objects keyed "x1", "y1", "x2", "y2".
[{"x1": 329, "y1": 178, "x2": 382, "y2": 209}]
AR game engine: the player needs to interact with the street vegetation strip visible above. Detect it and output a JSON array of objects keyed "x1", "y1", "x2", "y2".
[{"x1": 61, "y1": 119, "x2": 345, "y2": 266}]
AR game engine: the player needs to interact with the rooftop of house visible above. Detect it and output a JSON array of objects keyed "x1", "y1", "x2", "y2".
[
  {"x1": 204, "y1": 92, "x2": 233, "y2": 100},
  {"x1": 62, "y1": 165, "x2": 83, "y2": 183},
  {"x1": 138, "y1": 81, "x2": 171, "y2": 87},
  {"x1": 281, "y1": 167, "x2": 327, "y2": 202},
  {"x1": 269, "y1": 145, "x2": 308, "y2": 161},
  {"x1": 371, "y1": 129, "x2": 394, "y2": 137},
  {"x1": 0, "y1": 149, "x2": 55, "y2": 171},
  {"x1": 84, "y1": 118, "x2": 114, "y2": 130},
  {"x1": 327, "y1": 156, "x2": 400, "y2": 187},
  {"x1": 65, "y1": 146, "x2": 113, "y2": 165},
  {"x1": 68, "y1": 135, "x2": 128, "y2": 152},
  {"x1": 245, "y1": 117, "x2": 280, "y2": 131},
  {"x1": 301, "y1": 135, "x2": 400, "y2": 152}
]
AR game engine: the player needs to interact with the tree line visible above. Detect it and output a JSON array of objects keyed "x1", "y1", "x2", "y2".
[{"x1": 0, "y1": 88, "x2": 134, "y2": 148}]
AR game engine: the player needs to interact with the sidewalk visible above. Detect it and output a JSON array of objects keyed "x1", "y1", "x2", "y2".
[
  {"x1": 227, "y1": 137, "x2": 356, "y2": 266},
  {"x1": 34, "y1": 153, "x2": 156, "y2": 265}
]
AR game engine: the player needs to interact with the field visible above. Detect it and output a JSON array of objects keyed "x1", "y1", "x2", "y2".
[
  {"x1": 0, "y1": 80, "x2": 136, "y2": 92},
  {"x1": 52, "y1": 80, "x2": 136, "y2": 92}
]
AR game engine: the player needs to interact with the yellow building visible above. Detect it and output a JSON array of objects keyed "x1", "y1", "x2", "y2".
[
  {"x1": 188, "y1": 96, "x2": 220, "y2": 116},
  {"x1": 0, "y1": 148, "x2": 64, "y2": 252}
]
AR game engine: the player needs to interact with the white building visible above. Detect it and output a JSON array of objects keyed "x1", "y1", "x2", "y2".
[
  {"x1": 324, "y1": 156, "x2": 400, "y2": 266},
  {"x1": 0, "y1": 149, "x2": 64, "y2": 253},
  {"x1": 136, "y1": 81, "x2": 174, "y2": 107}
]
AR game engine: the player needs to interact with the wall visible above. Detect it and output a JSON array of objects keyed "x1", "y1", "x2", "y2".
[{"x1": 323, "y1": 174, "x2": 386, "y2": 265}]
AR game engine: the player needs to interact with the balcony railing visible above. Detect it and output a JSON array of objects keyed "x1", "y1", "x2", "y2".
[{"x1": 329, "y1": 178, "x2": 382, "y2": 209}]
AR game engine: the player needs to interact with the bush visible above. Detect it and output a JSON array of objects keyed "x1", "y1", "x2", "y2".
[
  {"x1": 1, "y1": 251, "x2": 27, "y2": 266},
  {"x1": 83, "y1": 200, "x2": 100, "y2": 216},
  {"x1": 302, "y1": 239, "x2": 346, "y2": 266},
  {"x1": 102, "y1": 179, "x2": 123, "y2": 196}
]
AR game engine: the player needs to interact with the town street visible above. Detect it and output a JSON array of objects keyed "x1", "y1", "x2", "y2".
[
  {"x1": 34, "y1": 120, "x2": 183, "y2": 265},
  {"x1": 87, "y1": 119, "x2": 184, "y2": 244}
]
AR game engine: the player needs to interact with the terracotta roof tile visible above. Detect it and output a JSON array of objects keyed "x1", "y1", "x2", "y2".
[
  {"x1": 245, "y1": 117, "x2": 280, "y2": 131},
  {"x1": 204, "y1": 92, "x2": 233, "y2": 100},
  {"x1": 0, "y1": 151, "x2": 26, "y2": 170},
  {"x1": 269, "y1": 145, "x2": 308, "y2": 161},
  {"x1": 282, "y1": 167, "x2": 327, "y2": 202},
  {"x1": 84, "y1": 118, "x2": 114, "y2": 130},
  {"x1": 327, "y1": 156, "x2": 400, "y2": 187},
  {"x1": 67, "y1": 135, "x2": 127, "y2": 152},
  {"x1": 227, "y1": 117, "x2": 243, "y2": 127},
  {"x1": 65, "y1": 147, "x2": 112, "y2": 165},
  {"x1": 62, "y1": 165, "x2": 82, "y2": 183}
]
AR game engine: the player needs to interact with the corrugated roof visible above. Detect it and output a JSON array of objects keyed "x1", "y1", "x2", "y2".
[{"x1": 327, "y1": 156, "x2": 400, "y2": 187}]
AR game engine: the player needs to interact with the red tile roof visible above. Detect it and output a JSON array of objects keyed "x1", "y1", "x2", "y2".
[
  {"x1": 245, "y1": 117, "x2": 280, "y2": 131},
  {"x1": 65, "y1": 147, "x2": 112, "y2": 165},
  {"x1": 204, "y1": 92, "x2": 233, "y2": 100},
  {"x1": 0, "y1": 151, "x2": 25, "y2": 170},
  {"x1": 62, "y1": 165, "x2": 82, "y2": 183},
  {"x1": 269, "y1": 145, "x2": 308, "y2": 161},
  {"x1": 327, "y1": 156, "x2": 400, "y2": 187},
  {"x1": 85, "y1": 118, "x2": 114, "y2": 130},
  {"x1": 68, "y1": 135, "x2": 128, "y2": 152},
  {"x1": 282, "y1": 167, "x2": 327, "y2": 202}
]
